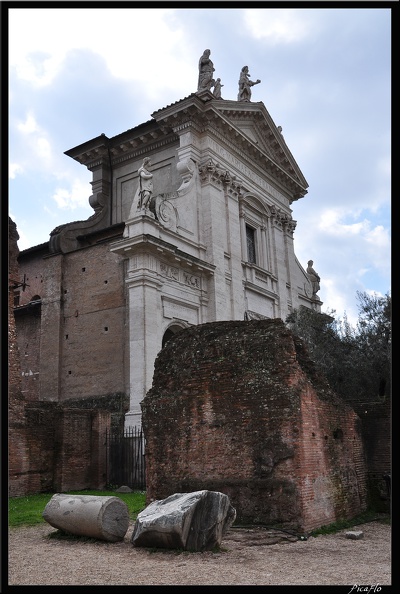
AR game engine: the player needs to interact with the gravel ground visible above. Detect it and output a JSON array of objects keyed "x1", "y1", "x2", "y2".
[{"x1": 8, "y1": 520, "x2": 391, "y2": 586}]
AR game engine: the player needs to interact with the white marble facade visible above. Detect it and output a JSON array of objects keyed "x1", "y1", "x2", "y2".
[{"x1": 98, "y1": 92, "x2": 321, "y2": 428}]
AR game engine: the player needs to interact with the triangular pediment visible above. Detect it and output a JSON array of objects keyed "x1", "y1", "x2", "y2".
[
  {"x1": 210, "y1": 100, "x2": 308, "y2": 191},
  {"x1": 152, "y1": 93, "x2": 308, "y2": 201}
]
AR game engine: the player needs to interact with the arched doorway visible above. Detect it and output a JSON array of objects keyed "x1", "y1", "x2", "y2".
[{"x1": 162, "y1": 323, "x2": 187, "y2": 349}]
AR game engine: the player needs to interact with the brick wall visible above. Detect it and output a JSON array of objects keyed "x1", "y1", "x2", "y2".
[
  {"x1": 142, "y1": 319, "x2": 368, "y2": 533},
  {"x1": 8, "y1": 218, "x2": 114, "y2": 496},
  {"x1": 20, "y1": 242, "x2": 129, "y2": 404},
  {"x1": 54, "y1": 408, "x2": 111, "y2": 491},
  {"x1": 8, "y1": 218, "x2": 25, "y2": 424},
  {"x1": 14, "y1": 305, "x2": 41, "y2": 401},
  {"x1": 8, "y1": 217, "x2": 29, "y2": 497},
  {"x1": 9, "y1": 402, "x2": 112, "y2": 496}
]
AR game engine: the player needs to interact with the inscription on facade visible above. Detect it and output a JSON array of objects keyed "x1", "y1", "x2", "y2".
[
  {"x1": 160, "y1": 263, "x2": 179, "y2": 281},
  {"x1": 205, "y1": 139, "x2": 281, "y2": 201},
  {"x1": 183, "y1": 272, "x2": 200, "y2": 288},
  {"x1": 159, "y1": 262, "x2": 200, "y2": 289}
]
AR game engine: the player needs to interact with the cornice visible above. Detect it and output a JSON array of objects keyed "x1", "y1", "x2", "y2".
[
  {"x1": 201, "y1": 122, "x2": 306, "y2": 202},
  {"x1": 152, "y1": 97, "x2": 308, "y2": 202},
  {"x1": 65, "y1": 125, "x2": 178, "y2": 170},
  {"x1": 65, "y1": 94, "x2": 308, "y2": 202},
  {"x1": 111, "y1": 233, "x2": 216, "y2": 276}
]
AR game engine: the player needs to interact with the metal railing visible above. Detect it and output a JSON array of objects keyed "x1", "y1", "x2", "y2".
[{"x1": 105, "y1": 427, "x2": 146, "y2": 490}]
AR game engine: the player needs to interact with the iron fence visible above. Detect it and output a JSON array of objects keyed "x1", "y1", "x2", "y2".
[{"x1": 105, "y1": 427, "x2": 146, "y2": 490}]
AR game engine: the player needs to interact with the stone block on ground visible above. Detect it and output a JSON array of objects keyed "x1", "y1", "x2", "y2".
[
  {"x1": 131, "y1": 490, "x2": 236, "y2": 551},
  {"x1": 345, "y1": 530, "x2": 364, "y2": 540},
  {"x1": 115, "y1": 485, "x2": 133, "y2": 493},
  {"x1": 42, "y1": 493, "x2": 130, "y2": 542}
]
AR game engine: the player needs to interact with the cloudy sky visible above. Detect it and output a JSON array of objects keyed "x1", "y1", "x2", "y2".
[{"x1": 8, "y1": 6, "x2": 391, "y2": 327}]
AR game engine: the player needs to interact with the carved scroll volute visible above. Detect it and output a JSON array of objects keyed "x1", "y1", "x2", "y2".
[{"x1": 176, "y1": 158, "x2": 196, "y2": 196}]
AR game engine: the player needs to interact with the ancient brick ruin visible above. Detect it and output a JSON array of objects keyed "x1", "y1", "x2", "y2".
[
  {"x1": 142, "y1": 319, "x2": 368, "y2": 533},
  {"x1": 8, "y1": 218, "x2": 114, "y2": 496}
]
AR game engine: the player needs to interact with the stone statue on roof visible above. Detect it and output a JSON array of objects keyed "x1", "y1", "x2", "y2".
[
  {"x1": 237, "y1": 66, "x2": 261, "y2": 102},
  {"x1": 306, "y1": 260, "x2": 321, "y2": 297},
  {"x1": 197, "y1": 49, "x2": 215, "y2": 92}
]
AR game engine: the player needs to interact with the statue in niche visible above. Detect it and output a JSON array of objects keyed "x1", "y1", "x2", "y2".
[
  {"x1": 306, "y1": 260, "x2": 321, "y2": 296},
  {"x1": 137, "y1": 157, "x2": 153, "y2": 212},
  {"x1": 197, "y1": 49, "x2": 215, "y2": 91},
  {"x1": 237, "y1": 66, "x2": 261, "y2": 102}
]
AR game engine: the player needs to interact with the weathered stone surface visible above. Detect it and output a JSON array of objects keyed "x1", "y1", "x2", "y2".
[
  {"x1": 345, "y1": 530, "x2": 364, "y2": 540},
  {"x1": 131, "y1": 490, "x2": 236, "y2": 551},
  {"x1": 42, "y1": 493, "x2": 130, "y2": 542},
  {"x1": 142, "y1": 319, "x2": 368, "y2": 533},
  {"x1": 115, "y1": 485, "x2": 133, "y2": 493}
]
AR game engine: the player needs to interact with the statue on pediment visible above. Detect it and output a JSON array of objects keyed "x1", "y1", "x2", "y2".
[
  {"x1": 238, "y1": 66, "x2": 261, "y2": 102},
  {"x1": 198, "y1": 49, "x2": 215, "y2": 91},
  {"x1": 213, "y1": 78, "x2": 223, "y2": 99}
]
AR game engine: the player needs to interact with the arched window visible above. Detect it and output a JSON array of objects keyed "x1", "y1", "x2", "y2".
[
  {"x1": 162, "y1": 328, "x2": 176, "y2": 348},
  {"x1": 162, "y1": 323, "x2": 187, "y2": 349}
]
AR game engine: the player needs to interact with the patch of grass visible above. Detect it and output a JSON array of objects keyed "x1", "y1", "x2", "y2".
[
  {"x1": 9, "y1": 490, "x2": 146, "y2": 528},
  {"x1": 309, "y1": 509, "x2": 390, "y2": 537}
]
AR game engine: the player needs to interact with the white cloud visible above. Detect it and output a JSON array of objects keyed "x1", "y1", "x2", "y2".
[
  {"x1": 363, "y1": 225, "x2": 391, "y2": 277},
  {"x1": 243, "y1": 9, "x2": 313, "y2": 43},
  {"x1": 9, "y1": 8, "x2": 188, "y2": 94},
  {"x1": 36, "y1": 137, "x2": 52, "y2": 161},
  {"x1": 9, "y1": 163, "x2": 23, "y2": 179},
  {"x1": 320, "y1": 277, "x2": 358, "y2": 325},
  {"x1": 17, "y1": 112, "x2": 39, "y2": 134},
  {"x1": 52, "y1": 178, "x2": 93, "y2": 211},
  {"x1": 12, "y1": 111, "x2": 57, "y2": 173},
  {"x1": 318, "y1": 209, "x2": 371, "y2": 237}
]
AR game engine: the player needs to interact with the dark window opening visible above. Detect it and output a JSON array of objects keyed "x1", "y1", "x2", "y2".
[
  {"x1": 162, "y1": 328, "x2": 175, "y2": 348},
  {"x1": 246, "y1": 225, "x2": 256, "y2": 264}
]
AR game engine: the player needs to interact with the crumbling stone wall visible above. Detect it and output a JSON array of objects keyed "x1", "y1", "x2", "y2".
[
  {"x1": 8, "y1": 217, "x2": 30, "y2": 496},
  {"x1": 8, "y1": 218, "x2": 24, "y2": 423},
  {"x1": 8, "y1": 218, "x2": 117, "y2": 496},
  {"x1": 9, "y1": 401, "x2": 112, "y2": 497},
  {"x1": 142, "y1": 319, "x2": 368, "y2": 533}
]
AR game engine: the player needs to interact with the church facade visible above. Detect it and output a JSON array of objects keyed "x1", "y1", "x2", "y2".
[{"x1": 14, "y1": 86, "x2": 322, "y2": 429}]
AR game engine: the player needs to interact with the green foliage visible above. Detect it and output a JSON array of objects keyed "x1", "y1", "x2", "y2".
[
  {"x1": 285, "y1": 291, "x2": 391, "y2": 409},
  {"x1": 309, "y1": 510, "x2": 390, "y2": 537},
  {"x1": 8, "y1": 490, "x2": 146, "y2": 528}
]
